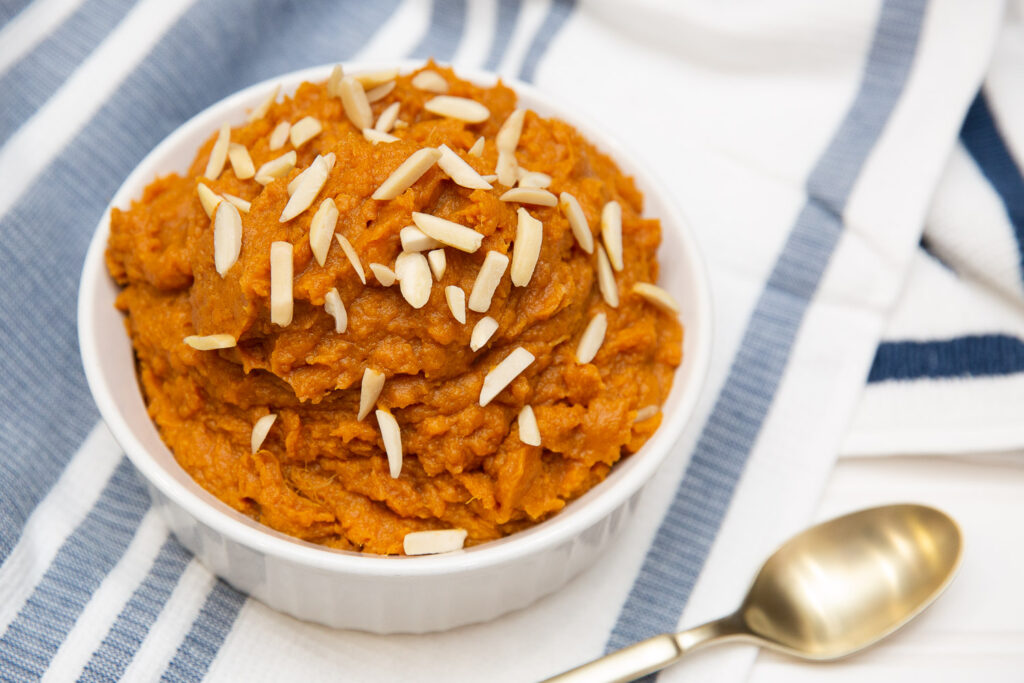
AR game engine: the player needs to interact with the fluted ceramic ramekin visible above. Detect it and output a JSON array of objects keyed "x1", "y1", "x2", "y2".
[{"x1": 78, "y1": 62, "x2": 712, "y2": 634}]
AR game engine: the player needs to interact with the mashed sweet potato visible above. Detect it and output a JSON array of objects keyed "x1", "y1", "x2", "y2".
[{"x1": 106, "y1": 64, "x2": 682, "y2": 555}]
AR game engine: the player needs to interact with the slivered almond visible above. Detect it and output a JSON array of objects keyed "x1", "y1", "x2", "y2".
[
  {"x1": 633, "y1": 282, "x2": 679, "y2": 315},
  {"x1": 518, "y1": 405, "x2": 541, "y2": 446},
  {"x1": 400, "y1": 226, "x2": 441, "y2": 252},
  {"x1": 287, "y1": 152, "x2": 334, "y2": 195},
  {"x1": 411, "y1": 212, "x2": 483, "y2": 253},
  {"x1": 511, "y1": 208, "x2": 542, "y2": 287},
  {"x1": 228, "y1": 143, "x2": 255, "y2": 180},
  {"x1": 437, "y1": 144, "x2": 492, "y2": 190},
  {"x1": 363, "y1": 128, "x2": 399, "y2": 144},
  {"x1": 213, "y1": 201, "x2": 242, "y2": 277},
  {"x1": 500, "y1": 187, "x2": 557, "y2": 207},
  {"x1": 250, "y1": 414, "x2": 277, "y2": 453},
  {"x1": 359, "y1": 368, "x2": 385, "y2": 421},
  {"x1": 576, "y1": 312, "x2": 607, "y2": 364},
  {"x1": 247, "y1": 84, "x2": 279, "y2": 122},
  {"x1": 269, "y1": 121, "x2": 290, "y2": 150},
  {"x1": 394, "y1": 251, "x2": 432, "y2": 309},
  {"x1": 517, "y1": 169, "x2": 551, "y2": 189},
  {"x1": 470, "y1": 316, "x2": 498, "y2": 351},
  {"x1": 204, "y1": 123, "x2": 230, "y2": 180},
  {"x1": 496, "y1": 108, "x2": 525, "y2": 153},
  {"x1": 197, "y1": 182, "x2": 221, "y2": 218},
  {"x1": 374, "y1": 101, "x2": 401, "y2": 132},
  {"x1": 355, "y1": 69, "x2": 399, "y2": 88},
  {"x1": 270, "y1": 241, "x2": 293, "y2": 326},
  {"x1": 403, "y1": 529, "x2": 467, "y2": 556},
  {"x1": 255, "y1": 151, "x2": 296, "y2": 185},
  {"x1": 334, "y1": 234, "x2": 366, "y2": 284},
  {"x1": 324, "y1": 287, "x2": 347, "y2": 333},
  {"x1": 183, "y1": 334, "x2": 236, "y2": 350},
  {"x1": 393, "y1": 119, "x2": 409, "y2": 129},
  {"x1": 223, "y1": 193, "x2": 251, "y2": 213},
  {"x1": 309, "y1": 198, "x2": 338, "y2": 266},
  {"x1": 596, "y1": 245, "x2": 619, "y2": 308},
  {"x1": 369, "y1": 262, "x2": 396, "y2": 286},
  {"x1": 424, "y1": 95, "x2": 489, "y2": 123},
  {"x1": 427, "y1": 248, "x2": 446, "y2": 280},
  {"x1": 479, "y1": 347, "x2": 535, "y2": 407},
  {"x1": 339, "y1": 75, "x2": 373, "y2": 130},
  {"x1": 468, "y1": 250, "x2": 509, "y2": 313},
  {"x1": 495, "y1": 150, "x2": 517, "y2": 187},
  {"x1": 326, "y1": 64, "x2": 344, "y2": 98},
  {"x1": 481, "y1": 174, "x2": 498, "y2": 183},
  {"x1": 289, "y1": 116, "x2": 322, "y2": 148},
  {"x1": 411, "y1": 69, "x2": 448, "y2": 93},
  {"x1": 372, "y1": 148, "x2": 442, "y2": 200},
  {"x1": 634, "y1": 405, "x2": 659, "y2": 423},
  {"x1": 445, "y1": 285, "x2": 466, "y2": 323},
  {"x1": 279, "y1": 156, "x2": 328, "y2": 222},
  {"x1": 601, "y1": 200, "x2": 623, "y2": 271},
  {"x1": 375, "y1": 410, "x2": 403, "y2": 478},
  {"x1": 559, "y1": 192, "x2": 594, "y2": 254},
  {"x1": 468, "y1": 136, "x2": 485, "y2": 157},
  {"x1": 365, "y1": 80, "x2": 396, "y2": 103}
]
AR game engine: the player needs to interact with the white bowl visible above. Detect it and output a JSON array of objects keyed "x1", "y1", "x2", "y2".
[{"x1": 78, "y1": 62, "x2": 713, "y2": 633}]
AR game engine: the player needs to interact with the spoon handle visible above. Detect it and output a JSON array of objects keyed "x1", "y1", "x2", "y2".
[{"x1": 541, "y1": 616, "x2": 742, "y2": 683}]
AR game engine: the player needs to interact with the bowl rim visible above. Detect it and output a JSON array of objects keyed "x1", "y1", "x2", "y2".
[{"x1": 78, "y1": 60, "x2": 713, "y2": 577}]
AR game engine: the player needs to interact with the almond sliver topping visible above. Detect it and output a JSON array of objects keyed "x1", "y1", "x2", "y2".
[
  {"x1": 372, "y1": 148, "x2": 442, "y2": 200},
  {"x1": 326, "y1": 64, "x2": 344, "y2": 98},
  {"x1": 445, "y1": 285, "x2": 466, "y2": 323},
  {"x1": 468, "y1": 136, "x2": 485, "y2": 157},
  {"x1": 559, "y1": 192, "x2": 594, "y2": 254},
  {"x1": 634, "y1": 405, "x2": 659, "y2": 423},
  {"x1": 365, "y1": 80, "x2": 396, "y2": 103},
  {"x1": 324, "y1": 287, "x2": 347, "y2": 333},
  {"x1": 287, "y1": 152, "x2": 334, "y2": 195},
  {"x1": 510, "y1": 207, "x2": 542, "y2": 287},
  {"x1": 183, "y1": 334, "x2": 236, "y2": 351},
  {"x1": 481, "y1": 174, "x2": 498, "y2": 183},
  {"x1": 223, "y1": 193, "x2": 251, "y2": 213},
  {"x1": 355, "y1": 68, "x2": 399, "y2": 89},
  {"x1": 359, "y1": 368, "x2": 385, "y2": 421},
  {"x1": 204, "y1": 123, "x2": 230, "y2": 180},
  {"x1": 394, "y1": 251, "x2": 432, "y2": 309},
  {"x1": 374, "y1": 101, "x2": 401, "y2": 132},
  {"x1": 335, "y1": 234, "x2": 366, "y2": 284},
  {"x1": 250, "y1": 414, "x2": 277, "y2": 453},
  {"x1": 411, "y1": 69, "x2": 448, "y2": 93},
  {"x1": 576, "y1": 312, "x2": 607, "y2": 364},
  {"x1": 255, "y1": 151, "x2": 296, "y2": 185},
  {"x1": 517, "y1": 169, "x2": 552, "y2": 189},
  {"x1": 280, "y1": 156, "x2": 328, "y2": 222},
  {"x1": 596, "y1": 244, "x2": 619, "y2": 308},
  {"x1": 289, "y1": 116, "x2": 322, "y2": 148},
  {"x1": 411, "y1": 212, "x2": 483, "y2": 253},
  {"x1": 400, "y1": 226, "x2": 441, "y2": 252},
  {"x1": 269, "y1": 121, "x2": 290, "y2": 151},
  {"x1": 633, "y1": 282, "x2": 680, "y2": 315},
  {"x1": 247, "y1": 84, "x2": 279, "y2": 122},
  {"x1": 479, "y1": 347, "x2": 535, "y2": 407},
  {"x1": 602, "y1": 200, "x2": 624, "y2": 271},
  {"x1": 427, "y1": 248, "x2": 446, "y2": 280},
  {"x1": 404, "y1": 529, "x2": 467, "y2": 556},
  {"x1": 500, "y1": 187, "x2": 557, "y2": 207},
  {"x1": 375, "y1": 410, "x2": 403, "y2": 478},
  {"x1": 470, "y1": 316, "x2": 498, "y2": 352},
  {"x1": 363, "y1": 128, "x2": 399, "y2": 144},
  {"x1": 213, "y1": 201, "x2": 242, "y2": 277},
  {"x1": 270, "y1": 241, "x2": 293, "y2": 326},
  {"x1": 423, "y1": 95, "x2": 490, "y2": 123},
  {"x1": 518, "y1": 405, "x2": 541, "y2": 446},
  {"x1": 468, "y1": 250, "x2": 509, "y2": 313},
  {"x1": 228, "y1": 143, "x2": 255, "y2": 180},
  {"x1": 197, "y1": 182, "x2": 222, "y2": 218},
  {"x1": 495, "y1": 149, "x2": 518, "y2": 187},
  {"x1": 309, "y1": 198, "x2": 339, "y2": 266},
  {"x1": 369, "y1": 262, "x2": 396, "y2": 287},
  {"x1": 339, "y1": 75, "x2": 373, "y2": 130},
  {"x1": 496, "y1": 108, "x2": 525, "y2": 153},
  {"x1": 436, "y1": 144, "x2": 492, "y2": 190}
]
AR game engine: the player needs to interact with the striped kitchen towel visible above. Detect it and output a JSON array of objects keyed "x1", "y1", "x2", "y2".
[{"x1": 0, "y1": 0, "x2": 1006, "y2": 681}]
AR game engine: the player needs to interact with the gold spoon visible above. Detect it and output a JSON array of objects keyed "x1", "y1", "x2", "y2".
[{"x1": 544, "y1": 503, "x2": 962, "y2": 683}]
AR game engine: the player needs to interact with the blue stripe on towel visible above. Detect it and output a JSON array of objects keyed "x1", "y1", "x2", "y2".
[
  {"x1": 483, "y1": 0, "x2": 521, "y2": 71},
  {"x1": 606, "y1": 0, "x2": 928, "y2": 658},
  {"x1": 960, "y1": 92, "x2": 1024, "y2": 286},
  {"x1": 868, "y1": 334, "x2": 1024, "y2": 382},
  {"x1": 0, "y1": 0, "x2": 137, "y2": 145},
  {"x1": 519, "y1": 0, "x2": 575, "y2": 83},
  {"x1": 78, "y1": 536, "x2": 192, "y2": 682},
  {"x1": 0, "y1": 0, "x2": 32, "y2": 27},
  {"x1": 0, "y1": 458, "x2": 149, "y2": 680},
  {"x1": 160, "y1": 580, "x2": 247, "y2": 683},
  {"x1": 409, "y1": 0, "x2": 467, "y2": 61}
]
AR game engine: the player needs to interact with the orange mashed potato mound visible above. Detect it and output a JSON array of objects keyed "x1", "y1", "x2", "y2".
[{"x1": 106, "y1": 64, "x2": 683, "y2": 555}]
